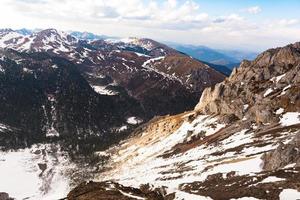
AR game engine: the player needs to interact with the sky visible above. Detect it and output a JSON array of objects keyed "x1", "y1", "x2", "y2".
[{"x1": 0, "y1": 0, "x2": 299, "y2": 51}]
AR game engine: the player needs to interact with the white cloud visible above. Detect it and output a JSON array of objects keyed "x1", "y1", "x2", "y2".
[
  {"x1": 1, "y1": 0, "x2": 209, "y2": 30},
  {"x1": 0, "y1": 0, "x2": 299, "y2": 51},
  {"x1": 277, "y1": 19, "x2": 299, "y2": 26},
  {"x1": 245, "y1": 6, "x2": 262, "y2": 14}
]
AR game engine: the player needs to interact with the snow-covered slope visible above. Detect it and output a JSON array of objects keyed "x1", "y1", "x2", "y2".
[
  {"x1": 0, "y1": 144, "x2": 72, "y2": 199},
  {"x1": 94, "y1": 110, "x2": 299, "y2": 199},
  {"x1": 0, "y1": 28, "x2": 77, "y2": 52},
  {"x1": 67, "y1": 42, "x2": 300, "y2": 200}
]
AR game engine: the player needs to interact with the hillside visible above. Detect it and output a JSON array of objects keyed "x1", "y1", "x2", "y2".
[{"x1": 69, "y1": 42, "x2": 300, "y2": 200}]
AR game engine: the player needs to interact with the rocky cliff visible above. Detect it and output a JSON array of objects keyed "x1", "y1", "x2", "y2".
[{"x1": 195, "y1": 42, "x2": 300, "y2": 124}]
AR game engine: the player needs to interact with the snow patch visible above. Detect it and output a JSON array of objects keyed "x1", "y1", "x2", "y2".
[
  {"x1": 134, "y1": 52, "x2": 150, "y2": 57},
  {"x1": 118, "y1": 190, "x2": 146, "y2": 200},
  {"x1": 127, "y1": 117, "x2": 142, "y2": 125},
  {"x1": 208, "y1": 156, "x2": 263, "y2": 177},
  {"x1": 175, "y1": 190, "x2": 213, "y2": 200},
  {"x1": 276, "y1": 108, "x2": 285, "y2": 115},
  {"x1": 280, "y1": 85, "x2": 291, "y2": 95},
  {"x1": 263, "y1": 88, "x2": 273, "y2": 97},
  {"x1": 231, "y1": 197, "x2": 260, "y2": 200},
  {"x1": 118, "y1": 125, "x2": 128, "y2": 132},
  {"x1": 23, "y1": 67, "x2": 33, "y2": 73},
  {"x1": 46, "y1": 127, "x2": 59, "y2": 137},
  {"x1": 0, "y1": 144, "x2": 71, "y2": 200},
  {"x1": 284, "y1": 163, "x2": 296, "y2": 168},
  {"x1": 91, "y1": 85, "x2": 118, "y2": 96},
  {"x1": 0, "y1": 65, "x2": 4, "y2": 73},
  {"x1": 280, "y1": 112, "x2": 300, "y2": 126},
  {"x1": 279, "y1": 189, "x2": 300, "y2": 200},
  {"x1": 271, "y1": 73, "x2": 286, "y2": 83},
  {"x1": 260, "y1": 176, "x2": 285, "y2": 183},
  {"x1": 142, "y1": 56, "x2": 165, "y2": 68},
  {"x1": 51, "y1": 64, "x2": 58, "y2": 69},
  {"x1": 0, "y1": 123, "x2": 12, "y2": 132}
]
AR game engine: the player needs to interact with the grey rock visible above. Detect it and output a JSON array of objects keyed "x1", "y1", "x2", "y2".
[
  {"x1": 194, "y1": 41, "x2": 300, "y2": 123},
  {"x1": 262, "y1": 132, "x2": 300, "y2": 171}
]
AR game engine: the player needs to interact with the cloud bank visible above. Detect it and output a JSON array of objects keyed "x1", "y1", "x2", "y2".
[{"x1": 0, "y1": 0, "x2": 299, "y2": 51}]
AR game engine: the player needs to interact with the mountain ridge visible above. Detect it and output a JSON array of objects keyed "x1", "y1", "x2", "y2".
[{"x1": 3, "y1": 28, "x2": 252, "y2": 73}]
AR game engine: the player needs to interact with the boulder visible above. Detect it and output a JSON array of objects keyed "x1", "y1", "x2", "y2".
[
  {"x1": 262, "y1": 132, "x2": 300, "y2": 171},
  {"x1": 0, "y1": 193, "x2": 13, "y2": 200}
]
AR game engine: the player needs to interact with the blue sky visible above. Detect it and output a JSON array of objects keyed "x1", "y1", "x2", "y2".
[
  {"x1": 195, "y1": 0, "x2": 299, "y2": 18},
  {"x1": 0, "y1": 0, "x2": 299, "y2": 51}
]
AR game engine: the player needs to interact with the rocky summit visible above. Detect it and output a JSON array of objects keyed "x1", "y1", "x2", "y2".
[{"x1": 67, "y1": 42, "x2": 300, "y2": 200}]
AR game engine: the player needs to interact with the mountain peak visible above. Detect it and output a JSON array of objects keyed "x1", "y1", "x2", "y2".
[{"x1": 35, "y1": 28, "x2": 77, "y2": 44}]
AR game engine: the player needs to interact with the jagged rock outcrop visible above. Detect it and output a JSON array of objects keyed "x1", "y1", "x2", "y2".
[
  {"x1": 195, "y1": 42, "x2": 300, "y2": 124},
  {"x1": 262, "y1": 132, "x2": 300, "y2": 171}
]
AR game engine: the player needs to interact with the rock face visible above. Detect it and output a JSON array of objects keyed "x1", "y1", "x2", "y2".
[
  {"x1": 262, "y1": 132, "x2": 300, "y2": 171},
  {"x1": 195, "y1": 42, "x2": 300, "y2": 124}
]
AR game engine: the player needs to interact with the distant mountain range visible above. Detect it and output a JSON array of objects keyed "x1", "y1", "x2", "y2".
[
  {"x1": 69, "y1": 31, "x2": 118, "y2": 41},
  {"x1": 12, "y1": 28, "x2": 257, "y2": 72},
  {"x1": 13, "y1": 28, "x2": 115, "y2": 40},
  {"x1": 169, "y1": 43, "x2": 259, "y2": 69}
]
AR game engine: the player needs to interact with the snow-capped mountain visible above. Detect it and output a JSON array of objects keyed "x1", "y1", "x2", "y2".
[
  {"x1": 0, "y1": 28, "x2": 77, "y2": 52},
  {"x1": 0, "y1": 28, "x2": 226, "y2": 117},
  {"x1": 69, "y1": 31, "x2": 113, "y2": 41},
  {"x1": 0, "y1": 28, "x2": 225, "y2": 199},
  {"x1": 67, "y1": 42, "x2": 300, "y2": 199}
]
